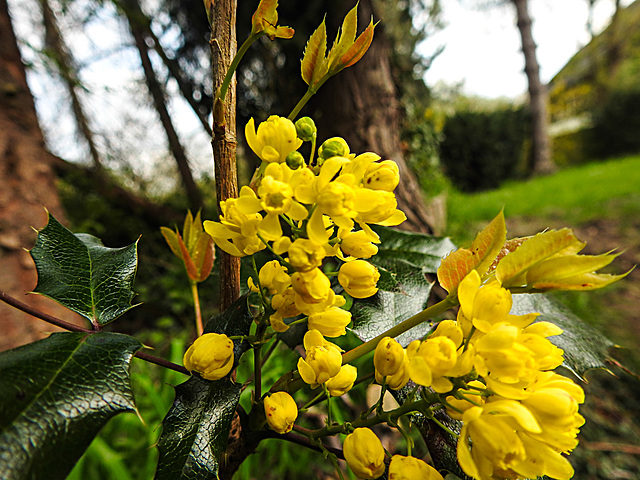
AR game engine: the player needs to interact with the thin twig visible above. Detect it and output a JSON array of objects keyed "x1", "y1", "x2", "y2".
[{"x1": 0, "y1": 291, "x2": 189, "y2": 376}]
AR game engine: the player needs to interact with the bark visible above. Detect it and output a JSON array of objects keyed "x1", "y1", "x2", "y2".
[
  {"x1": 210, "y1": 0, "x2": 240, "y2": 312},
  {"x1": 39, "y1": 0, "x2": 103, "y2": 170},
  {"x1": 0, "y1": 0, "x2": 84, "y2": 351},
  {"x1": 511, "y1": 0, "x2": 556, "y2": 175},
  {"x1": 121, "y1": 0, "x2": 203, "y2": 211},
  {"x1": 310, "y1": 0, "x2": 437, "y2": 234}
]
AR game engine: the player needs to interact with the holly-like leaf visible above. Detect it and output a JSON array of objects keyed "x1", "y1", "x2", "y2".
[
  {"x1": 437, "y1": 211, "x2": 506, "y2": 294},
  {"x1": 301, "y1": 19, "x2": 328, "y2": 86},
  {"x1": 30, "y1": 213, "x2": 138, "y2": 326},
  {"x1": 351, "y1": 227, "x2": 456, "y2": 346},
  {"x1": 511, "y1": 293, "x2": 615, "y2": 380},
  {"x1": 155, "y1": 377, "x2": 241, "y2": 480},
  {"x1": 0, "y1": 332, "x2": 142, "y2": 480}
]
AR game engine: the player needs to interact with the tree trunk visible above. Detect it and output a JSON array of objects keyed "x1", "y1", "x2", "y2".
[
  {"x1": 121, "y1": 0, "x2": 203, "y2": 212},
  {"x1": 0, "y1": 0, "x2": 84, "y2": 351},
  {"x1": 310, "y1": 0, "x2": 437, "y2": 234},
  {"x1": 511, "y1": 0, "x2": 555, "y2": 176}
]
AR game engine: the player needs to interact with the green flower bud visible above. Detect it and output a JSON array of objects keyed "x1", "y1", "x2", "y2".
[
  {"x1": 318, "y1": 137, "x2": 349, "y2": 161},
  {"x1": 295, "y1": 116, "x2": 317, "y2": 142},
  {"x1": 286, "y1": 151, "x2": 305, "y2": 169}
]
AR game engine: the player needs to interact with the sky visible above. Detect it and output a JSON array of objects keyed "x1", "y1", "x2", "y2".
[{"x1": 421, "y1": 0, "x2": 634, "y2": 99}]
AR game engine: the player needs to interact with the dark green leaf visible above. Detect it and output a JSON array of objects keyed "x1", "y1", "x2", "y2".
[
  {"x1": 511, "y1": 293, "x2": 615, "y2": 380},
  {"x1": 351, "y1": 228, "x2": 455, "y2": 346},
  {"x1": 204, "y1": 293, "x2": 255, "y2": 369},
  {"x1": 30, "y1": 213, "x2": 138, "y2": 326},
  {"x1": 0, "y1": 332, "x2": 142, "y2": 480},
  {"x1": 154, "y1": 296, "x2": 254, "y2": 479},
  {"x1": 155, "y1": 377, "x2": 241, "y2": 480}
]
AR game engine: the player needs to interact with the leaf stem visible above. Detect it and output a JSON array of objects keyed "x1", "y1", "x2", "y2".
[
  {"x1": 288, "y1": 74, "x2": 331, "y2": 121},
  {"x1": 218, "y1": 33, "x2": 262, "y2": 104},
  {"x1": 190, "y1": 281, "x2": 204, "y2": 336},
  {"x1": 0, "y1": 291, "x2": 189, "y2": 375},
  {"x1": 341, "y1": 295, "x2": 458, "y2": 365}
]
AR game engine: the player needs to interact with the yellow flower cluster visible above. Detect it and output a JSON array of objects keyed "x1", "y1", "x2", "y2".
[
  {"x1": 368, "y1": 269, "x2": 584, "y2": 480},
  {"x1": 203, "y1": 115, "x2": 407, "y2": 397}
]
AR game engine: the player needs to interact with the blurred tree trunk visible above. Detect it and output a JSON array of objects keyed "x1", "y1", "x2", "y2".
[
  {"x1": 511, "y1": 0, "x2": 556, "y2": 175},
  {"x1": 311, "y1": 0, "x2": 438, "y2": 234},
  {"x1": 120, "y1": 0, "x2": 203, "y2": 211},
  {"x1": 0, "y1": 0, "x2": 83, "y2": 351}
]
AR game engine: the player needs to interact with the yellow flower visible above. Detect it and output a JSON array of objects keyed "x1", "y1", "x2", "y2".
[
  {"x1": 288, "y1": 238, "x2": 325, "y2": 272},
  {"x1": 354, "y1": 188, "x2": 406, "y2": 227},
  {"x1": 326, "y1": 364, "x2": 357, "y2": 396},
  {"x1": 343, "y1": 428, "x2": 386, "y2": 479},
  {"x1": 406, "y1": 336, "x2": 458, "y2": 393},
  {"x1": 363, "y1": 160, "x2": 400, "y2": 192},
  {"x1": 246, "y1": 116, "x2": 302, "y2": 164},
  {"x1": 264, "y1": 391, "x2": 298, "y2": 434},
  {"x1": 269, "y1": 287, "x2": 300, "y2": 332},
  {"x1": 183, "y1": 333, "x2": 234, "y2": 381},
  {"x1": 388, "y1": 455, "x2": 443, "y2": 480},
  {"x1": 375, "y1": 349, "x2": 410, "y2": 390},
  {"x1": 291, "y1": 268, "x2": 332, "y2": 305},
  {"x1": 248, "y1": 260, "x2": 290, "y2": 295},
  {"x1": 204, "y1": 189, "x2": 265, "y2": 257},
  {"x1": 457, "y1": 401, "x2": 541, "y2": 480},
  {"x1": 373, "y1": 337, "x2": 404, "y2": 378},
  {"x1": 445, "y1": 380, "x2": 487, "y2": 420},
  {"x1": 308, "y1": 306, "x2": 352, "y2": 337},
  {"x1": 297, "y1": 329, "x2": 342, "y2": 387},
  {"x1": 340, "y1": 230, "x2": 379, "y2": 259},
  {"x1": 338, "y1": 260, "x2": 380, "y2": 298}
]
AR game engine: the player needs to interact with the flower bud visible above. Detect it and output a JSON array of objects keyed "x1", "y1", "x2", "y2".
[
  {"x1": 292, "y1": 268, "x2": 332, "y2": 304},
  {"x1": 295, "y1": 116, "x2": 317, "y2": 142},
  {"x1": 326, "y1": 364, "x2": 357, "y2": 396},
  {"x1": 375, "y1": 351, "x2": 410, "y2": 390},
  {"x1": 388, "y1": 455, "x2": 444, "y2": 480},
  {"x1": 338, "y1": 260, "x2": 380, "y2": 299},
  {"x1": 288, "y1": 238, "x2": 325, "y2": 272},
  {"x1": 343, "y1": 428, "x2": 385, "y2": 479},
  {"x1": 374, "y1": 337, "x2": 404, "y2": 378},
  {"x1": 364, "y1": 160, "x2": 400, "y2": 192},
  {"x1": 297, "y1": 330, "x2": 342, "y2": 387},
  {"x1": 183, "y1": 333, "x2": 234, "y2": 381},
  {"x1": 318, "y1": 137, "x2": 349, "y2": 161},
  {"x1": 248, "y1": 260, "x2": 290, "y2": 295},
  {"x1": 308, "y1": 306, "x2": 352, "y2": 337},
  {"x1": 286, "y1": 151, "x2": 305, "y2": 170},
  {"x1": 264, "y1": 391, "x2": 298, "y2": 434},
  {"x1": 340, "y1": 230, "x2": 379, "y2": 259}
]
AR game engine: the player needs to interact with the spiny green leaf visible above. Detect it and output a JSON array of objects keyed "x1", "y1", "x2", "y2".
[
  {"x1": 30, "y1": 213, "x2": 138, "y2": 326},
  {"x1": 155, "y1": 377, "x2": 241, "y2": 480},
  {"x1": 0, "y1": 332, "x2": 142, "y2": 480},
  {"x1": 351, "y1": 227, "x2": 455, "y2": 346}
]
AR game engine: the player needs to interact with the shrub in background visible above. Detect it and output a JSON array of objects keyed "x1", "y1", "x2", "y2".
[
  {"x1": 590, "y1": 88, "x2": 640, "y2": 158},
  {"x1": 439, "y1": 106, "x2": 529, "y2": 192}
]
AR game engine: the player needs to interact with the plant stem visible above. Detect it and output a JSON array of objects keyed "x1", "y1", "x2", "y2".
[
  {"x1": 288, "y1": 74, "x2": 331, "y2": 121},
  {"x1": 341, "y1": 295, "x2": 458, "y2": 365},
  {"x1": 190, "y1": 281, "x2": 204, "y2": 336},
  {"x1": 0, "y1": 291, "x2": 189, "y2": 375},
  {"x1": 218, "y1": 33, "x2": 262, "y2": 104}
]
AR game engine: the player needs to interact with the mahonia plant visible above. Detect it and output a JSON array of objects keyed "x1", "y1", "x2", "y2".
[{"x1": 0, "y1": 1, "x2": 630, "y2": 480}]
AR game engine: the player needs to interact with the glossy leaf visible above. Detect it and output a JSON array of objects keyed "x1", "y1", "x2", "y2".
[
  {"x1": 437, "y1": 211, "x2": 506, "y2": 293},
  {"x1": 339, "y1": 19, "x2": 375, "y2": 69},
  {"x1": 327, "y1": 4, "x2": 358, "y2": 69},
  {"x1": 351, "y1": 227, "x2": 456, "y2": 346},
  {"x1": 155, "y1": 295, "x2": 254, "y2": 479},
  {"x1": 0, "y1": 332, "x2": 142, "y2": 480},
  {"x1": 155, "y1": 377, "x2": 241, "y2": 480},
  {"x1": 30, "y1": 213, "x2": 138, "y2": 326}
]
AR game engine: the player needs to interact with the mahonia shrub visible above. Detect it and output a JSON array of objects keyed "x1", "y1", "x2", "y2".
[{"x1": 0, "y1": 1, "x2": 630, "y2": 480}]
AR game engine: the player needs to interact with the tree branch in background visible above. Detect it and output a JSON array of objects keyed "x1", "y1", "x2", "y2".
[
  {"x1": 210, "y1": 0, "x2": 240, "y2": 312},
  {"x1": 120, "y1": 0, "x2": 203, "y2": 212},
  {"x1": 39, "y1": 0, "x2": 103, "y2": 171}
]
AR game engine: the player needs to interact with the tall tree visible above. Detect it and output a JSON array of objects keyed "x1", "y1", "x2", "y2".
[
  {"x1": 510, "y1": 0, "x2": 555, "y2": 175},
  {"x1": 0, "y1": 0, "x2": 83, "y2": 351}
]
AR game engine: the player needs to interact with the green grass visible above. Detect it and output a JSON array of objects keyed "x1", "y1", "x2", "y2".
[{"x1": 445, "y1": 154, "x2": 640, "y2": 243}]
